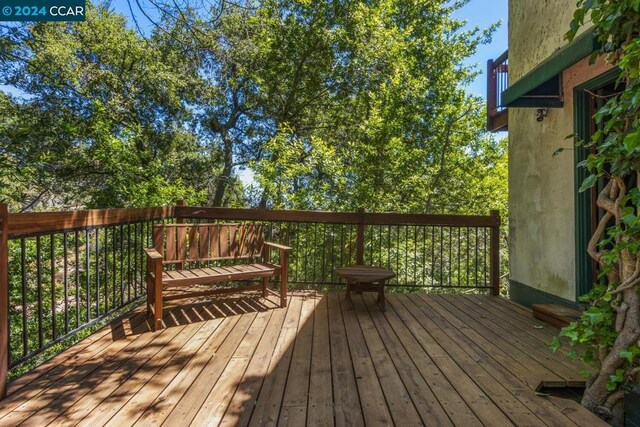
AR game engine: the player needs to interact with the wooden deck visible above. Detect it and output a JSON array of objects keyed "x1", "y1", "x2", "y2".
[{"x1": 0, "y1": 291, "x2": 606, "y2": 426}]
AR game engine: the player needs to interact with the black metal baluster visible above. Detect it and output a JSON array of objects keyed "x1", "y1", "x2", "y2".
[
  {"x1": 134, "y1": 222, "x2": 138, "y2": 298},
  {"x1": 112, "y1": 226, "x2": 117, "y2": 308},
  {"x1": 395, "y1": 225, "x2": 400, "y2": 285},
  {"x1": 304, "y1": 223, "x2": 309, "y2": 283},
  {"x1": 75, "y1": 231, "x2": 80, "y2": 329},
  {"x1": 104, "y1": 228, "x2": 108, "y2": 312},
  {"x1": 347, "y1": 224, "x2": 355, "y2": 265},
  {"x1": 127, "y1": 223, "x2": 131, "y2": 302},
  {"x1": 140, "y1": 223, "x2": 145, "y2": 297},
  {"x1": 339, "y1": 225, "x2": 345, "y2": 272},
  {"x1": 95, "y1": 228, "x2": 100, "y2": 316},
  {"x1": 449, "y1": 227, "x2": 453, "y2": 287},
  {"x1": 475, "y1": 227, "x2": 479, "y2": 287},
  {"x1": 378, "y1": 226, "x2": 383, "y2": 267},
  {"x1": 327, "y1": 223, "x2": 336, "y2": 283},
  {"x1": 457, "y1": 227, "x2": 461, "y2": 288},
  {"x1": 50, "y1": 234, "x2": 56, "y2": 340},
  {"x1": 431, "y1": 227, "x2": 435, "y2": 287},
  {"x1": 440, "y1": 227, "x2": 444, "y2": 287},
  {"x1": 386, "y1": 226, "x2": 391, "y2": 275},
  {"x1": 421, "y1": 226, "x2": 426, "y2": 288},
  {"x1": 293, "y1": 223, "x2": 300, "y2": 284},
  {"x1": 63, "y1": 232, "x2": 69, "y2": 335},
  {"x1": 484, "y1": 227, "x2": 488, "y2": 286},
  {"x1": 36, "y1": 235, "x2": 43, "y2": 348},
  {"x1": 120, "y1": 224, "x2": 124, "y2": 305},
  {"x1": 20, "y1": 238, "x2": 27, "y2": 357},
  {"x1": 312, "y1": 223, "x2": 317, "y2": 283},
  {"x1": 466, "y1": 228, "x2": 471, "y2": 287},
  {"x1": 86, "y1": 229, "x2": 91, "y2": 322},
  {"x1": 321, "y1": 223, "x2": 326, "y2": 283},
  {"x1": 413, "y1": 226, "x2": 417, "y2": 286},
  {"x1": 405, "y1": 225, "x2": 409, "y2": 286}
]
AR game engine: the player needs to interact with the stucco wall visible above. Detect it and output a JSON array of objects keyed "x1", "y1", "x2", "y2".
[
  {"x1": 509, "y1": 0, "x2": 584, "y2": 81},
  {"x1": 508, "y1": 0, "x2": 611, "y2": 302}
]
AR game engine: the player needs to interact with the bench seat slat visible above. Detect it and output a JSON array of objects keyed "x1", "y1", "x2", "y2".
[{"x1": 162, "y1": 262, "x2": 280, "y2": 288}]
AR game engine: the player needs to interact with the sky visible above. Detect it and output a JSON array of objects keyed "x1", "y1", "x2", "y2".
[{"x1": 452, "y1": 0, "x2": 509, "y2": 100}]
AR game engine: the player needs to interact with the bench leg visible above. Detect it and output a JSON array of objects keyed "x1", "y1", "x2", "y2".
[
  {"x1": 146, "y1": 275, "x2": 153, "y2": 316},
  {"x1": 280, "y1": 273, "x2": 287, "y2": 308},
  {"x1": 262, "y1": 276, "x2": 269, "y2": 298},
  {"x1": 280, "y1": 252, "x2": 288, "y2": 308},
  {"x1": 154, "y1": 285, "x2": 163, "y2": 331},
  {"x1": 152, "y1": 261, "x2": 163, "y2": 331}
]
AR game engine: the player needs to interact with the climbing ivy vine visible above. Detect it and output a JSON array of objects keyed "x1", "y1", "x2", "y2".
[{"x1": 551, "y1": 1, "x2": 640, "y2": 424}]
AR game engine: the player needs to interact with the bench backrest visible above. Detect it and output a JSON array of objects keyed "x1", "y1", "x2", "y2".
[{"x1": 153, "y1": 223, "x2": 264, "y2": 264}]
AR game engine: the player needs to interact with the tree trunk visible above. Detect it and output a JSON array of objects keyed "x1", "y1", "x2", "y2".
[{"x1": 211, "y1": 133, "x2": 234, "y2": 207}]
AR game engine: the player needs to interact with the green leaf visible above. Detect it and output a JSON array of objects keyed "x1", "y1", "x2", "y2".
[
  {"x1": 623, "y1": 132, "x2": 640, "y2": 152},
  {"x1": 548, "y1": 336, "x2": 562, "y2": 353},
  {"x1": 620, "y1": 350, "x2": 634, "y2": 363},
  {"x1": 579, "y1": 174, "x2": 598, "y2": 192}
]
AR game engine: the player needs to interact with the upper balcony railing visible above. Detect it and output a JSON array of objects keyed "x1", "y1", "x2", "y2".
[
  {"x1": 487, "y1": 50, "x2": 509, "y2": 132},
  {"x1": 0, "y1": 202, "x2": 501, "y2": 398}
]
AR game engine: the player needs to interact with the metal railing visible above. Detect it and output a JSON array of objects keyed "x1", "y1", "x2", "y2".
[
  {"x1": 487, "y1": 50, "x2": 509, "y2": 131},
  {"x1": 176, "y1": 206, "x2": 500, "y2": 291},
  {"x1": 0, "y1": 203, "x2": 500, "y2": 397},
  {"x1": 0, "y1": 206, "x2": 173, "y2": 396}
]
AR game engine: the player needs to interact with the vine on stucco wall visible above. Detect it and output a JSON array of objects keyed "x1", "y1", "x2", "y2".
[{"x1": 550, "y1": 1, "x2": 640, "y2": 425}]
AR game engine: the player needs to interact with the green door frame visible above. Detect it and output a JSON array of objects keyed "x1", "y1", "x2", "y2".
[{"x1": 573, "y1": 68, "x2": 620, "y2": 300}]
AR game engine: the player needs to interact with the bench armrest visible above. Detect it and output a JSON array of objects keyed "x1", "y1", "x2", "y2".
[
  {"x1": 144, "y1": 248, "x2": 164, "y2": 260},
  {"x1": 264, "y1": 241, "x2": 292, "y2": 251}
]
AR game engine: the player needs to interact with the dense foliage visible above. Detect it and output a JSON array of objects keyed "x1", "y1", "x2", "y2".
[
  {"x1": 0, "y1": 0, "x2": 505, "y2": 217},
  {"x1": 551, "y1": 0, "x2": 640, "y2": 423},
  {"x1": 0, "y1": 0, "x2": 509, "y2": 383}
]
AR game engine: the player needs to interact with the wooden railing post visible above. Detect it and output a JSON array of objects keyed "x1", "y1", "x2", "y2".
[
  {"x1": 0, "y1": 204, "x2": 9, "y2": 399},
  {"x1": 356, "y1": 209, "x2": 365, "y2": 265},
  {"x1": 489, "y1": 209, "x2": 501, "y2": 296},
  {"x1": 175, "y1": 200, "x2": 185, "y2": 224}
]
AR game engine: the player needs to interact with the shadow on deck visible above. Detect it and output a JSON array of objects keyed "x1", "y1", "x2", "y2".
[{"x1": 0, "y1": 291, "x2": 606, "y2": 426}]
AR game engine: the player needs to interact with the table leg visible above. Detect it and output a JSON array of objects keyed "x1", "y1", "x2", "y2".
[
  {"x1": 377, "y1": 280, "x2": 385, "y2": 312},
  {"x1": 345, "y1": 281, "x2": 354, "y2": 310}
]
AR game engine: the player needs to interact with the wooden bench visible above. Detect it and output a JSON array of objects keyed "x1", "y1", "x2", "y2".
[{"x1": 144, "y1": 223, "x2": 290, "y2": 330}]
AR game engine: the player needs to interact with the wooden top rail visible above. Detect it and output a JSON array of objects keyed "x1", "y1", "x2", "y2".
[
  {"x1": 6, "y1": 206, "x2": 174, "y2": 238},
  {"x1": 176, "y1": 206, "x2": 500, "y2": 227},
  {"x1": 0, "y1": 204, "x2": 500, "y2": 238}
]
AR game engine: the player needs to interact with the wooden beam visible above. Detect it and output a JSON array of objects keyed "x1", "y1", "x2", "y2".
[
  {"x1": 176, "y1": 206, "x2": 499, "y2": 227},
  {"x1": 7, "y1": 206, "x2": 174, "y2": 238}
]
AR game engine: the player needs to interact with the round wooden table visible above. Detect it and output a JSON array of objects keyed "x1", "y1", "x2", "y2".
[{"x1": 335, "y1": 265, "x2": 396, "y2": 311}]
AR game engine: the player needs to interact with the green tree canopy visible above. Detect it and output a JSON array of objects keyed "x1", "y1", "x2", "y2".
[{"x1": 1, "y1": 0, "x2": 504, "y2": 217}]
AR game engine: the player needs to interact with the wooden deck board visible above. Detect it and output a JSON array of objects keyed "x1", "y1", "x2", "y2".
[
  {"x1": 0, "y1": 291, "x2": 607, "y2": 426},
  {"x1": 395, "y1": 294, "x2": 578, "y2": 427}
]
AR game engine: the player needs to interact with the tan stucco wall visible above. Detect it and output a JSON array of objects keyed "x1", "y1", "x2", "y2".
[
  {"x1": 509, "y1": 0, "x2": 589, "y2": 81},
  {"x1": 508, "y1": 0, "x2": 612, "y2": 301}
]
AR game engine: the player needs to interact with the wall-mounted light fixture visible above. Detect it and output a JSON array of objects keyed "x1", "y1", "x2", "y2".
[{"x1": 535, "y1": 108, "x2": 549, "y2": 122}]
